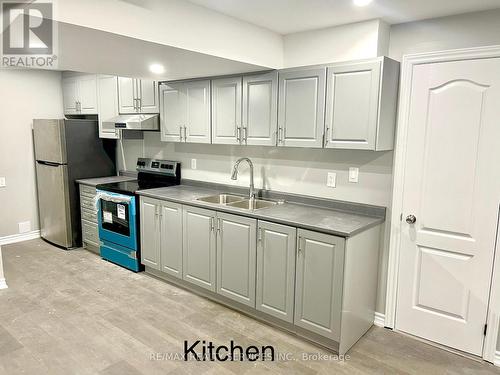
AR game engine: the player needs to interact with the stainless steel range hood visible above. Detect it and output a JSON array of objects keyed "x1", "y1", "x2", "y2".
[{"x1": 103, "y1": 114, "x2": 159, "y2": 131}]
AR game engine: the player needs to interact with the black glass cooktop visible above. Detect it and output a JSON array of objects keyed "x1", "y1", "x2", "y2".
[{"x1": 96, "y1": 180, "x2": 177, "y2": 196}]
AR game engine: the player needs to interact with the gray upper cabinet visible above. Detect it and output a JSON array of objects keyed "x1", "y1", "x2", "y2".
[
  {"x1": 140, "y1": 197, "x2": 161, "y2": 270},
  {"x1": 211, "y1": 76, "x2": 242, "y2": 145},
  {"x1": 216, "y1": 212, "x2": 257, "y2": 307},
  {"x1": 160, "y1": 80, "x2": 211, "y2": 143},
  {"x1": 294, "y1": 229, "x2": 345, "y2": 341},
  {"x1": 242, "y1": 72, "x2": 278, "y2": 146},
  {"x1": 278, "y1": 67, "x2": 326, "y2": 148},
  {"x1": 160, "y1": 201, "x2": 183, "y2": 278},
  {"x1": 256, "y1": 221, "x2": 296, "y2": 322},
  {"x1": 118, "y1": 77, "x2": 159, "y2": 114},
  {"x1": 325, "y1": 57, "x2": 399, "y2": 150},
  {"x1": 62, "y1": 74, "x2": 98, "y2": 115},
  {"x1": 97, "y1": 75, "x2": 120, "y2": 139},
  {"x1": 182, "y1": 206, "x2": 217, "y2": 291}
]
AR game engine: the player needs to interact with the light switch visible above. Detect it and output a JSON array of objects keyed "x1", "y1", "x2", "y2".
[
  {"x1": 191, "y1": 159, "x2": 197, "y2": 170},
  {"x1": 327, "y1": 172, "x2": 336, "y2": 188},
  {"x1": 348, "y1": 167, "x2": 359, "y2": 183},
  {"x1": 18, "y1": 221, "x2": 31, "y2": 233},
  {"x1": 0, "y1": 177, "x2": 5, "y2": 187}
]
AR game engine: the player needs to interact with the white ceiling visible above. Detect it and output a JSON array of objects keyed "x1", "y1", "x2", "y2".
[{"x1": 186, "y1": 0, "x2": 500, "y2": 34}]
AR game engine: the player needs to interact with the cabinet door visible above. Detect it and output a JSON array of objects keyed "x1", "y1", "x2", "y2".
[
  {"x1": 62, "y1": 76, "x2": 79, "y2": 115},
  {"x1": 211, "y1": 77, "x2": 242, "y2": 145},
  {"x1": 160, "y1": 83, "x2": 184, "y2": 142},
  {"x1": 294, "y1": 229, "x2": 345, "y2": 341},
  {"x1": 216, "y1": 212, "x2": 257, "y2": 307},
  {"x1": 182, "y1": 206, "x2": 216, "y2": 291},
  {"x1": 325, "y1": 61, "x2": 381, "y2": 150},
  {"x1": 78, "y1": 74, "x2": 98, "y2": 114},
  {"x1": 118, "y1": 77, "x2": 137, "y2": 114},
  {"x1": 140, "y1": 197, "x2": 160, "y2": 270},
  {"x1": 256, "y1": 221, "x2": 296, "y2": 322},
  {"x1": 160, "y1": 201, "x2": 183, "y2": 278},
  {"x1": 242, "y1": 72, "x2": 278, "y2": 146},
  {"x1": 138, "y1": 79, "x2": 159, "y2": 113},
  {"x1": 278, "y1": 68, "x2": 326, "y2": 148},
  {"x1": 97, "y1": 75, "x2": 119, "y2": 139},
  {"x1": 184, "y1": 80, "x2": 211, "y2": 144}
]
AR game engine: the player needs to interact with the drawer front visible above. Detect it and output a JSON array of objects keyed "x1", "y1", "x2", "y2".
[
  {"x1": 80, "y1": 194, "x2": 96, "y2": 211},
  {"x1": 80, "y1": 184, "x2": 96, "y2": 197},
  {"x1": 81, "y1": 207, "x2": 97, "y2": 223},
  {"x1": 82, "y1": 219, "x2": 99, "y2": 245}
]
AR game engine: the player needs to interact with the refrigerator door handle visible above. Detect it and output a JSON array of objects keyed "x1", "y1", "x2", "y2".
[{"x1": 37, "y1": 160, "x2": 62, "y2": 167}]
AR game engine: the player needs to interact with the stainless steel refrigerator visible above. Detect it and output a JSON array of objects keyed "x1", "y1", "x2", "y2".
[{"x1": 33, "y1": 119, "x2": 115, "y2": 249}]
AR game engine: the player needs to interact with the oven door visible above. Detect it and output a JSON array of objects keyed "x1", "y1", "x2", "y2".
[{"x1": 97, "y1": 190, "x2": 137, "y2": 250}]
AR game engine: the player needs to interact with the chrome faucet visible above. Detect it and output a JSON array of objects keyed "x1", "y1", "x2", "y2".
[{"x1": 231, "y1": 157, "x2": 255, "y2": 200}]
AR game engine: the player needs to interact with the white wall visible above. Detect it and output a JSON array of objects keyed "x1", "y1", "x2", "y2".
[
  {"x1": 283, "y1": 19, "x2": 389, "y2": 67},
  {"x1": 0, "y1": 69, "x2": 63, "y2": 238}
]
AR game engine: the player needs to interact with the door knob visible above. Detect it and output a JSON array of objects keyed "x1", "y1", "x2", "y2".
[{"x1": 406, "y1": 214, "x2": 416, "y2": 224}]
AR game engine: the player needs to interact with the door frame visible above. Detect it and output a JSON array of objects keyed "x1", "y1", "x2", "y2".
[{"x1": 385, "y1": 45, "x2": 500, "y2": 363}]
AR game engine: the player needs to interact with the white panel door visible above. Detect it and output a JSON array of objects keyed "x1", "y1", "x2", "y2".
[
  {"x1": 396, "y1": 57, "x2": 500, "y2": 356},
  {"x1": 325, "y1": 61, "x2": 380, "y2": 149},
  {"x1": 78, "y1": 74, "x2": 98, "y2": 114},
  {"x1": 140, "y1": 197, "x2": 160, "y2": 270},
  {"x1": 97, "y1": 75, "x2": 119, "y2": 139},
  {"x1": 184, "y1": 80, "x2": 211, "y2": 144},
  {"x1": 160, "y1": 201, "x2": 183, "y2": 278},
  {"x1": 62, "y1": 77, "x2": 79, "y2": 115},
  {"x1": 211, "y1": 76, "x2": 242, "y2": 145},
  {"x1": 242, "y1": 72, "x2": 278, "y2": 146},
  {"x1": 160, "y1": 83, "x2": 184, "y2": 142},
  {"x1": 138, "y1": 79, "x2": 159, "y2": 113},
  {"x1": 118, "y1": 77, "x2": 137, "y2": 114},
  {"x1": 278, "y1": 68, "x2": 326, "y2": 148},
  {"x1": 216, "y1": 212, "x2": 257, "y2": 307}
]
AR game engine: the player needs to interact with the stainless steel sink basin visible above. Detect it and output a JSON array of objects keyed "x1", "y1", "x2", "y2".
[
  {"x1": 196, "y1": 194, "x2": 245, "y2": 205},
  {"x1": 227, "y1": 199, "x2": 277, "y2": 210}
]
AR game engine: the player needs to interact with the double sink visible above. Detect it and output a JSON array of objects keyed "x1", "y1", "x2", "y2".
[{"x1": 197, "y1": 194, "x2": 282, "y2": 211}]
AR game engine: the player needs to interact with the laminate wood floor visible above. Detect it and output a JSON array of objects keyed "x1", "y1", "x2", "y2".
[{"x1": 0, "y1": 239, "x2": 498, "y2": 374}]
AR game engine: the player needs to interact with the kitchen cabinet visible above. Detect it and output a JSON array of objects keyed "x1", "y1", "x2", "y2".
[
  {"x1": 216, "y1": 212, "x2": 257, "y2": 307},
  {"x1": 277, "y1": 67, "x2": 326, "y2": 148},
  {"x1": 140, "y1": 197, "x2": 161, "y2": 270},
  {"x1": 160, "y1": 201, "x2": 183, "y2": 278},
  {"x1": 324, "y1": 57, "x2": 399, "y2": 150},
  {"x1": 79, "y1": 183, "x2": 99, "y2": 253},
  {"x1": 182, "y1": 206, "x2": 217, "y2": 291},
  {"x1": 256, "y1": 221, "x2": 296, "y2": 322},
  {"x1": 211, "y1": 76, "x2": 242, "y2": 145},
  {"x1": 118, "y1": 77, "x2": 159, "y2": 114},
  {"x1": 242, "y1": 72, "x2": 278, "y2": 146},
  {"x1": 294, "y1": 229, "x2": 345, "y2": 341},
  {"x1": 62, "y1": 74, "x2": 98, "y2": 115},
  {"x1": 97, "y1": 75, "x2": 119, "y2": 139},
  {"x1": 160, "y1": 80, "x2": 211, "y2": 143}
]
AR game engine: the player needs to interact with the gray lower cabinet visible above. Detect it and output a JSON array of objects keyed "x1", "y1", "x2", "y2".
[
  {"x1": 294, "y1": 228, "x2": 345, "y2": 341},
  {"x1": 140, "y1": 197, "x2": 161, "y2": 269},
  {"x1": 256, "y1": 221, "x2": 296, "y2": 322},
  {"x1": 216, "y1": 212, "x2": 257, "y2": 307},
  {"x1": 182, "y1": 206, "x2": 217, "y2": 291},
  {"x1": 79, "y1": 184, "x2": 99, "y2": 252},
  {"x1": 160, "y1": 202, "x2": 183, "y2": 277}
]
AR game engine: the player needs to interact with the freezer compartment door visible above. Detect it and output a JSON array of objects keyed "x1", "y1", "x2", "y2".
[
  {"x1": 33, "y1": 119, "x2": 67, "y2": 163},
  {"x1": 36, "y1": 161, "x2": 73, "y2": 248}
]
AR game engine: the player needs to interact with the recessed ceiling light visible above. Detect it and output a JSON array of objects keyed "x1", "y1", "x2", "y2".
[
  {"x1": 353, "y1": 0, "x2": 373, "y2": 6},
  {"x1": 149, "y1": 63, "x2": 165, "y2": 74}
]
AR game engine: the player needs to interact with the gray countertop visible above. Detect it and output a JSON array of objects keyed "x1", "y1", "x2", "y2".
[
  {"x1": 137, "y1": 184, "x2": 384, "y2": 237},
  {"x1": 76, "y1": 175, "x2": 136, "y2": 187}
]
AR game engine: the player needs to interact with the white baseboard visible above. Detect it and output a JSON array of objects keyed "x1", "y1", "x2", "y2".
[
  {"x1": 374, "y1": 312, "x2": 386, "y2": 327},
  {"x1": 0, "y1": 230, "x2": 40, "y2": 246},
  {"x1": 494, "y1": 351, "x2": 500, "y2": 367},
  {"x1": 0, "y1": 278, "x2": 7, "y2": 290}
]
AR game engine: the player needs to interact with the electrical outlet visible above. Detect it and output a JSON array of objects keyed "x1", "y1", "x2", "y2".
[
  {"x1": 18, "y1": 221, "x2": 31, "y2": 234},
  {"x1": 349, "y1": 167, "x2": 359, "y2": 183},
  {"x1": 0, "y1": 177, "x2": 5, "y2": 187},
  {"x1": 191, "y1": 159, "x2": 197, "y2": 170},
  {"x1": 327, "y1": 172, "x2": 336, "y2": 188}
]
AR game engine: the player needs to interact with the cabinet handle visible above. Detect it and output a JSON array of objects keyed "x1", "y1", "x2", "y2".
[
  {"x1": 217, "y1": 218, "x2": 222, "y2": 234},
  {"x1": 137, "y1": 97, "x2": 142, "y2": 112},
  {"x1": 236, "y1": 126, "x2": 241, "y2": 143},
  {"x1": 184, "y1": 126, "x2": 187, "y2": 142},
  {"x1": 179, "y1": 126, "x2": 183, "y2": 141},
  {"x1": 324, "y1": 127, "x2": 329, "y2": 147},
  {"x1": 278, "y1": 127, "x2": 283, "y2": 144},
  {"x1": 210, "y1": 217, "x2": 214, "y2": 232},
  {"x1": 297, "y1": 236, "x2": 302, "y2": 255},
  {"x1": 258, "y1": 227, "x2": 263, "y2": 242},
  {"x1": 242, "y1": 126, "x2": 248, "y2": 144}
]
